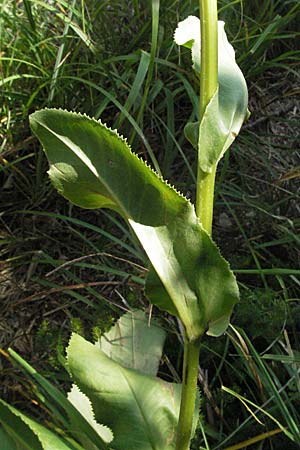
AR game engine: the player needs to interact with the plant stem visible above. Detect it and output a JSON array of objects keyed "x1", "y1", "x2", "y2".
[
  {"x1": 175, "y1": 340, "x2": 201, "y2": 450},
  {"x1": 196, "y1": 0, "x2": 218, "y2": 235},
  {"x1": 176, "y1": 2, "x2": 218, "y2": 449}
]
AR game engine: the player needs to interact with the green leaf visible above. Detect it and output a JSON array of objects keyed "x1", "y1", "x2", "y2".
[
  {"x1": 0, "y1": 400, "x2": 78, "y2": 450},
  {"x1": 8, "y1": 349, "x2": 110, "y2": 450},
  {"x1": 145, "y1": 266, "x2": 178, "y2": 317},
  {"x1": 98, "y1": 309, "x2": 166, "y2": 376},
  {"x1": 175, "y1": 16, "x2": 249, "y2": 172},
  {"x1": 0, "y1": 400, "x2": 42, "y2": 450},
  {"x1": 67, "y1": 333, "x2": 197, "y2": 450},
  {"x1": 0, "y1": 426, "x2": 20, "y2": 450},
  {"x1": 145, "y1": 223, "x2": 238, "y2": 338},
  {"x1": 67, "y1": 385, "x2": 113, "y2": 444},
  {"x1": 30, "y1": 109, "x2": 239, "y2": 339}
]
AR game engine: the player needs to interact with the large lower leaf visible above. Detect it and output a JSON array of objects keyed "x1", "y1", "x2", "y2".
[
  {"x1": 30, "y1": 109, "x2": 239, "y2": 340},
  {"x1": 174, "y1": 16, "x2": 249, "y2": 172},
  {"x1": 68, "y1": 311, "x2": 167, "y2": 446},
  {"x1": 67, "y1": 333, "x2": 197, "y2": 450},
  {"x1": 98, "y1": 309, "x2": 166, "y2": 376}
]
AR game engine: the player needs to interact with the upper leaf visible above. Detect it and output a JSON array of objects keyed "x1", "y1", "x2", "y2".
[
  {"x1": 30, "y1": 109, "x2": 238, "y2": 339},
  {"x1": 174, "y1": 16, "x2": 249, "y2": 172}
]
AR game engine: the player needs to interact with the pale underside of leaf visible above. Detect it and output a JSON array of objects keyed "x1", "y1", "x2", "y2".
[
  {"x1": 175, "y1": 16, "x2": 249, "y2": 172},
  {"x1": 98, "y1": 309, "x2": 166, "y2": 376}
]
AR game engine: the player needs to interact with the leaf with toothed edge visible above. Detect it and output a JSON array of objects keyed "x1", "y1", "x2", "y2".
[
  {"x1": 174, "y1": 16, "x2": 249, "y2": 173},
  {"x1": 30, "y1": 108, "x2": 239, "y2": 340},
  {"x1": 67, "y1": 385, "x2": 113, "y2": 445},
  {"x1": 66, "y1": 332, "x2": 199, "y2": 450}
]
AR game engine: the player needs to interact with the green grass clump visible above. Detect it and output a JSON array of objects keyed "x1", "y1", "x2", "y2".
[{"x1": 1, "y1": 1, "x2": 300, "y2": 449}]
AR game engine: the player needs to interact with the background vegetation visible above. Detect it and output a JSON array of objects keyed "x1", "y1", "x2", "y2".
[{"x1": 1, "y1": 0, "x2": 299, "y2": 448}]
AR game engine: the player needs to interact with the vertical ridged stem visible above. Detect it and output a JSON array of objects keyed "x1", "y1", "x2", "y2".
[
  {"x1": 176, "y1": 2, "x2": 218, "y2": 449},
  {"x1": 175, "y1": 340, "x2": 201, "y2": 450},
  {"x1": 196, "y1": 0, "x2": 218, "y2": 235}
]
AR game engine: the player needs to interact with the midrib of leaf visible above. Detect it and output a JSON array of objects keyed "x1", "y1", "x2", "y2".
[
  {"x1": 119, "y1": 366, "x2": 159, "y2": 450},
  {"x1": 130, "y1": 313, "x2": 137, "y2": 370}
]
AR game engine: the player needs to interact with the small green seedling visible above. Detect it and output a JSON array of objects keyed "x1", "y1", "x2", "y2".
[{"x1": 0, "y1": 1, "x2": 248, "y2": 449}]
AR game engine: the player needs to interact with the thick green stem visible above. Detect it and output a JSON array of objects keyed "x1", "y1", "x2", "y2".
[
  {"x1": 175, "y1": 340, "x2": 201, "y2": 450},
  {"x1": 196, "y1": 0, "x2": 218, "y2": 235},
  {"x1": 196, "y1": 164, "x2": 217, "y2": 234},
  {"x1": 176, "y1": 2, "x2": 218, "y2": 450}
]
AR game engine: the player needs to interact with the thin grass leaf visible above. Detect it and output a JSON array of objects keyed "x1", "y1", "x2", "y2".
[
  {"x1": 20, "y1": 210, "x2": 142, "y2": 260},
  {"x1": 48, "y1": 0, "x2": 77, "y2": 103},
  {"x1": 229, "y1": 326, "x2": 300, "y2": 443},
  {"x1": 224, "y1": 428, "x2": 283, "y2": 450},
  {"x1": 222, "y1": 386, "x2": 294, "y2": 441},
  {"x1": 23, "y1": 0, "x2": 36, "y2": 32},
  {"x1": 129, "y1": 0, "x2": 160, "y2": 144},
  {"x1": 8, "y1": 349, "x2": 111, "y2": 450},
  {"x1": 0, "y1": 399, "x2": 82, "y2": 450},
  {"x1": 115, "y1": 51, "x2": 150, "y2": 129}
]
